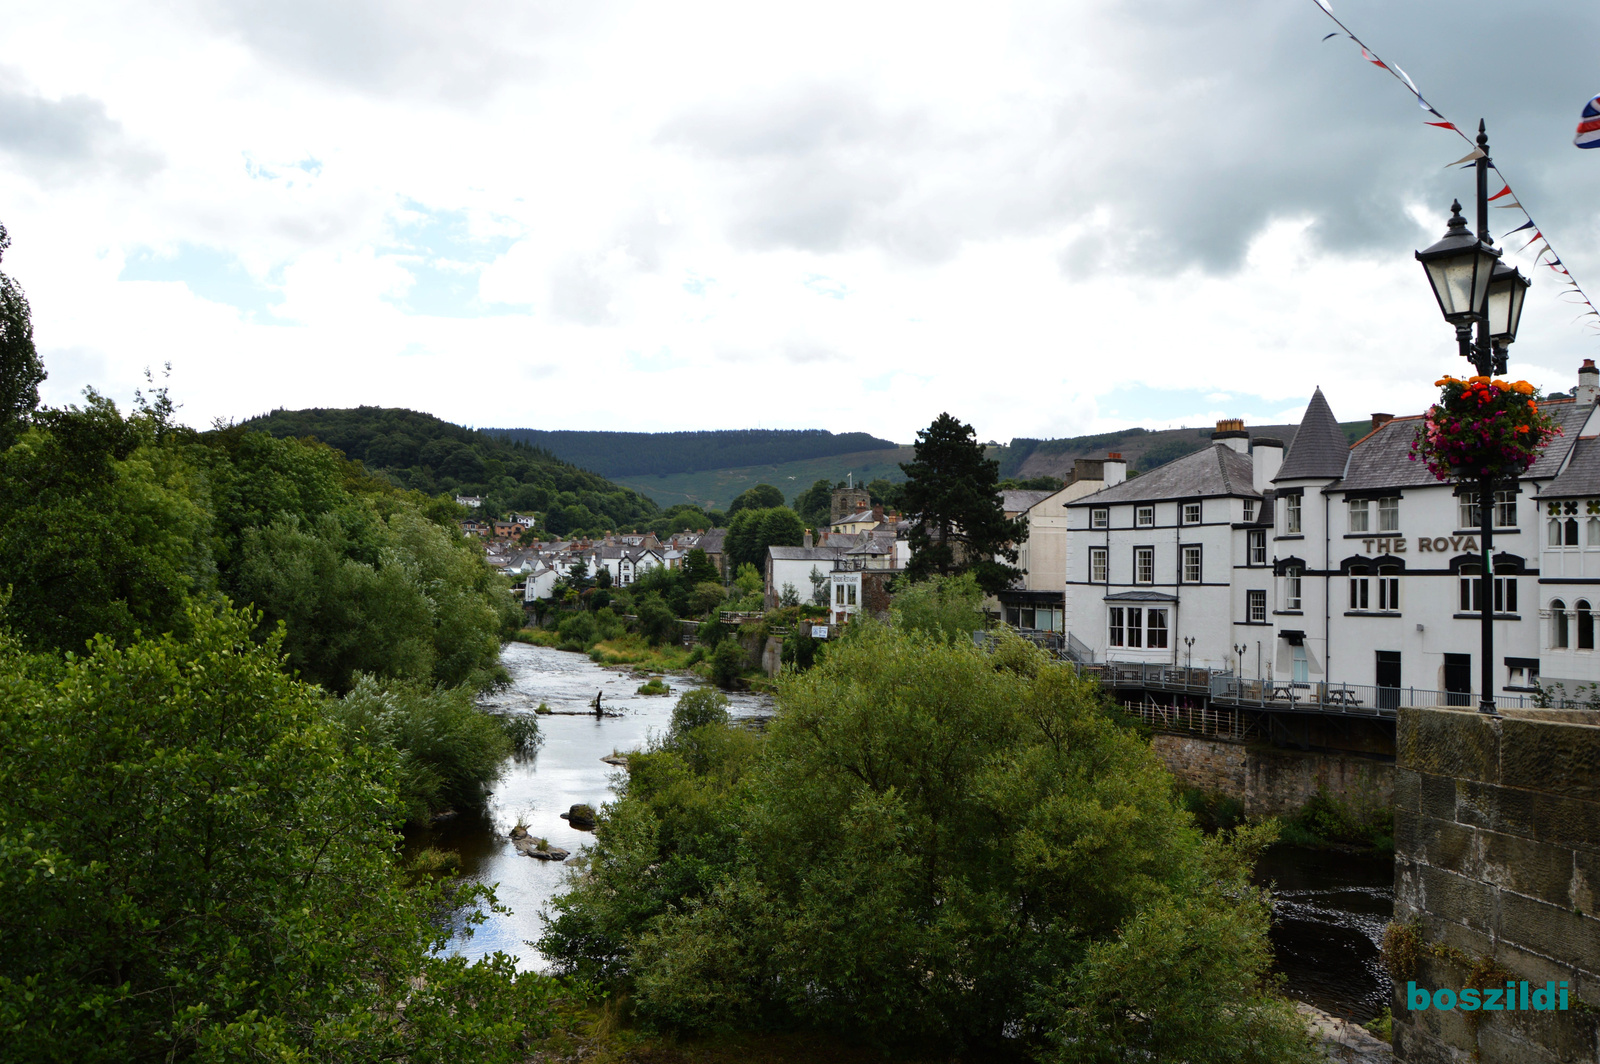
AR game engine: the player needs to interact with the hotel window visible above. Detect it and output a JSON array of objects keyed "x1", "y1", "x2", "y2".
[
  {"x1": 1247, "y1": 589, "x2": 1266, "y2": 624},
  {"x1": 1134, "y1": 546, "x2": 1154, "y2": 584},
  {"x1": 1460, "y1": 495, "x2": 1478, "y2": 528},
  {"x1": 1248, "y1": 529, "x2": 1266, "y2": 565},
  {"x1": 1285, "y1": 494, "x2": 1302, "y2": 534},
  {"x1": 847, "y1": 584, "x2": 857, "y2": 606},
  {"x1": 1496, "y1": 490, "x2": 1518, "y2": 527},
  {"x1": 1136, "y1": 505, "x2": 1154, "y2": 528},
  {"x1": 1348, "y1": 498, "x2": 1370, "y2": 533},
  {"x1": 1589, "y1": 517, "x2": 1600, "y2": 547},
  {"x1": 1507, "y1": 661, "x2": 1538, "y2": 689},
  {"x1": 1292, "y1": 645, "x2": 1309, "y2": 683},
  {"x1": 1091, "y1": 507, "x2": 1109, "y2": 529},
  {"x1": 1460, "y1": 566, "x2": 1517, "y2": 614},
  {"x1": 1146, "y1": 609, "x2": 1169, "y2": 649},
  {"x1": 1377, "y1": 565, "x2": 1400, "y2": 612},
  {"x1": 1242, "y1": 499, "x2": 1257, "y2": 523},
  {"x1": 1182, "y1": 546, "x2": 1202, "y2": 584},
  {"x1": 1549, "y1": 500, "x2": 1579, "y2": 546},
  {"x1": 1581, "y1": 600, "x2": 1595, "y2": 650},
  {"x1": 1552, "y1": 599, "x2": 1570, "y2": 649},
  {"x1": 1349, "y1": 565, "x2": 1370, "y2": 611},
  {"x1": 1378, "y1": 497, "x2": 1400, "y2": 532},
  {"x1": 1285, "y1": 565, "x2": 1302, "y2": 610},
  {"x1": 1089, "y1": 546, "x2": 1107, "y2": 583},
  {"x1": 836, "y1": 583, "x2": 846, "y2": 605},
  {"x1": 1108, "y1": 607, "x2": 1125, "y2": 647},
  {"x1": 1126, "y1": 607, "x2": 1144, "y2": 648},
  {"x1": 1183, "y1": 502, "x2": 1201, "y2": 525}
]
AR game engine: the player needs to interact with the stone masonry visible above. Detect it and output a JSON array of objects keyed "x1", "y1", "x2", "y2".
[
  {"x1": 1151, "y1": 734, "x2": 1393, "y2": 818},
  {"x1": 1392, "y1": 705, "x2": 1600, "y2": 1063}
]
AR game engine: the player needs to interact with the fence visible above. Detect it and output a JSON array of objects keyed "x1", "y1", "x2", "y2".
[{"x1": 1074, "y1": 661, "x2": 1560, "y2": 717}]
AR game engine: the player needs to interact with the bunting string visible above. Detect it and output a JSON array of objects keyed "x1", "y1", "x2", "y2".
[{"x1": 1307, "y1": 0, "x2": 1600, "y2": 335}]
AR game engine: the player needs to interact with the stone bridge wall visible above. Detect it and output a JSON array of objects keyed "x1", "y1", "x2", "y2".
[{"x1": 1151, "y1": 734, "x2": 1393, "y2": 818}]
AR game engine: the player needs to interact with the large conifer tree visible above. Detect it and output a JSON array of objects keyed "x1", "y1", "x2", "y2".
[
  {"x1": 899, "y1": 412, "x2": 1025, "y2": 594},
  {"x1": 0, "y1": 222, "x2": 46, "y2": 449}
]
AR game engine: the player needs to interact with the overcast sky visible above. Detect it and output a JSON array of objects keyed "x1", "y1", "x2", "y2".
[{"x1": 4, "y1": 0, "x2": 1600, "y2": 444}]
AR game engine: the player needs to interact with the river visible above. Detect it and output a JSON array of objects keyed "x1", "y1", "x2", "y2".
[{"x1": 415, "y1": 642, "x2": 1394, "y2": 1021}]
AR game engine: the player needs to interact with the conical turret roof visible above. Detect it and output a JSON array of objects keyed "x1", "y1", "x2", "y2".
[{"x1": 1275, "y1": 388, "x2": 1348, "y2": 481}]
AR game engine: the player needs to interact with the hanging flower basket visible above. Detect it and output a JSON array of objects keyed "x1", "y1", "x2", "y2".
[{"x1": 1409, "y1": 375, "x2": 1561, "y2": 482}]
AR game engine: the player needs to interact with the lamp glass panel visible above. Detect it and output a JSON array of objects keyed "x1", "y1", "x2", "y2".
[{"x1": 1424, "y1": 255, "x2": 1479, "y2": 321}]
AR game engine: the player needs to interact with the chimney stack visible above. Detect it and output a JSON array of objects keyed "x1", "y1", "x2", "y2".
[
  {"x1": 1371, "y1": 413, "x2": 1394, "y2": 430},
  {"x1": 1104, "y1": 452, "x2": 1127, "y2": 487},
  {"x1": 871, "y1": 503, "x2": 884, "y2": 524},
  {"x1": 803, "y1": 529, "x2": 813, "y2": 549},
  {"x1": 1212, "y1": 418, "x2": 1249, "y2": 454},
  {"x1": 1251, "y1": 438, "x2": 1284, "y2": 493},
  {"x1": 1581, "y1": 359, "x2": 1600, "y2": 405}
]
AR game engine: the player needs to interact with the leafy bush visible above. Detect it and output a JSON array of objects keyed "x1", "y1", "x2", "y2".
[
  {"x1": 710, "y1": 639, "x2": 747, "y2": 689},
  {"x1": 633, "y1": 594, "x2": 680, "y2": 647},
  {"x1": 542, "y1": 626, "x2": 1312, "y2": 1062},
  {"x1": 0, "y1": 605, "x2": 553, "y2": 1061},
  {"x1": 334, "y1": 675, "x2": 513, "y2": 824},
  {"x1": 637, "y1": 678, "x2": 670, "y2": 696},
  {"x1": 891, "y1": 571, "x2": 986, "y2": 643},
  {"x1": 1179, "y1": 788, "x2": 1245, "y2": 833}
]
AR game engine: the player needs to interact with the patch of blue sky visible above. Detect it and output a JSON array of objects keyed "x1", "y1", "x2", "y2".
[
  {"x1": 804, "y1": 274, "x2": 848, "y2": 299},
  {"x1": 120, "y1": 245, "x2": 283, "y2": 318},
  {"x1": 1098, "y1": 383, "x2": 1306, "y2": 426},
  {"x1": 682, "y1": 271, "x2": 714, "y2": 296},
  {"x1": 383, "y1": 202, "x2": 520, "y2": 318},
  {"x1": 243, "y1": 154, "x2": 322, "y2": 184}
]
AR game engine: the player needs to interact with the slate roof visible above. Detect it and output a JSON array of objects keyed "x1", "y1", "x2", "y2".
[
  {"x1": 1526, "y1": 397, "x2": 1591, "y2": 480},
  {"x1": 767, "y1": 545, "x2": 847, "y2": 563},
  {"x1": 1001, "y1": 489, "x2": 1054, "y2": 514},
  {"x1": 697, "y1": 529, "x2": 727, "y2": 553},
  {"x1": 1275, "y1": 388, "x2": 1349, "y2": 481},
  {"x1": 1066, "y1": 444, "x2": 1258, "y2": 506},
  {"x1": 1337, "y1": 396, "x2": 1592, "y2": 492},
  {"x1": 1542, "y1": 431, "x2": 1600, "y2": 498}
]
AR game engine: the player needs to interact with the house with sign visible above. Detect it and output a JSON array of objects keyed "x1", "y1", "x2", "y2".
[{"x1": 1060, "y1": 361, "x2": 1600, "y2": 704}]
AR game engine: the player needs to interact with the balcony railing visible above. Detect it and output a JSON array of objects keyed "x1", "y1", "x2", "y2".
[{"x1": 1070, "y1": 661, "x2": 1558, "y2": 716}]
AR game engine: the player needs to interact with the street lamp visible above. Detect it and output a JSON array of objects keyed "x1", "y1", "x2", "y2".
[
  {"x1": 1234, "y1": 643, "x2": 1249, "y2": 678},
  {"x1": 1184, "y1": 636, "x2": 1196, "y2": 671},
  {"x1": 1414, "y1": 120, "x2": 1529, "y2": 716}
]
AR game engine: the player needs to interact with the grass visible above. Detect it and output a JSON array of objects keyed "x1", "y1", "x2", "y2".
[
  {"x1": 514, "y1": 627, "x2": 562, "y2": 647},
  {"x1": 637, "y1": 677, "x2": 671, "y2": 696},
  {"x1": 408, "y1": 847, "x2": 461, "y2": 875},
  {"x1": 588, "y1": 634, "x2": 695, "y2": 671}
]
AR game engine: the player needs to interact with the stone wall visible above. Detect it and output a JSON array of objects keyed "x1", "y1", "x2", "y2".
[
  {"x1": 1150, "y1": 734, "x2": 1393, "y2": 818},
  {"x1": 1392, "y1": 706, "x2": 1600, "y2": 1063}
]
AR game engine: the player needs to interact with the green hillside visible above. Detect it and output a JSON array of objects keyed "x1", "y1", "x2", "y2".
[
  {"x1": 241, "y1": 407, "x2": 659, "y2": 534},
  {"x1": 614, "y1": 446, "x2": 917, "y2": 511},
  {"x1": 483, "y1": 427, "x2": 898, "y2": 478}
]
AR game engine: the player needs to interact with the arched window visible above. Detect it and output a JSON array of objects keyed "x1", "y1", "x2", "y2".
[
  {"x1": 1348, "y1": 564, "x2": 1369, "y2": 611},
  {"x1": 1377, "y1": 564, "x2": 1400, "y2": 611},
  {"x1": 1589, "y1": 517, "x2": 1600, "y2": 546},
  {"x1": 1580, "y1": 600, "x2": 1595, "y2": 651},
  {"x1": 1568, "y1": 518, "x2": 1581, "y2": 546},
  {"x1": 1551, "y1": 518, "x2": 1564, "y2": 546},
  {"x1": 1553, "y1": 599, "x2": 1569, "y2": 649}
]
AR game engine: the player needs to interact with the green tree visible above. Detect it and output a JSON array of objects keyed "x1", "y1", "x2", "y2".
[
  {"x1": 890, "y1": 571, "x2": 986, "y2": 642},
  {"x1": 682, "y1": 548, "x2": 720, "y2": 587},
  {"x1": 0, "y1": 222, "x2": 45, "y2": 449},
  {"x1": 727, "y1": 483, "x2": 784, "y2": 514},
  {"x1": 709, "y1": 638, "x2": 746, "y2": 688},
  {"x1": 724, "y1": 506, "x2": 804, "y2": 572},
  {"x1": 0, "y1": 605, "x2": 551, "y2": 1061},
  {"x1": 633, "y1": 593, "x2": 680, "y2": 647},
  {"x1": 900, "y1": 413, "x2": 1026, "y2": 595},
  {"x1": 543, "y1": 627, "x2": 1311, "y2": 1062},
  {"x1": 790, "y1": 477, "x2": 836, "y2": 530}
]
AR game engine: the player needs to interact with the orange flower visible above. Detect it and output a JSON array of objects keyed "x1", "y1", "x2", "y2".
[
  {"x1": 1516, "y1": 425, "x2": 1530, "y2": 434},
  {"x1": 1530, "y1": 401, "x2": 1539, "y2": 412},
  {"x1": 1514, "y1": 381, "x2": 1535, "y2": 394},
  {"x1": 1470, "y1": 375, "x2": 1490, "y2": 383}
]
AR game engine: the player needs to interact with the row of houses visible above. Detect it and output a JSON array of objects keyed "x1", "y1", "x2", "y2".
[
  {"x1": 495, "y1": 528, "x2": 729, "y2": 603},
  {"x1": 999, "y1": 359, "x2": 1600, "y2": 701}
]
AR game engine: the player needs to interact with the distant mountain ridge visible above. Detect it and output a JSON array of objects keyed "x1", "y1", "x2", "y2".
[{"x1": 482, "y1": 428, "x2": 899, "y2": 478}]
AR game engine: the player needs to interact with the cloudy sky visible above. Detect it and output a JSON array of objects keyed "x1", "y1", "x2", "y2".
[{"x1": 3, "y1": 0, "x2": 1599, "y2": 444}]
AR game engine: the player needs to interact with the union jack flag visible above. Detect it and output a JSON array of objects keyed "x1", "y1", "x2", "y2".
[{"x1": 1576, "y1": 94, "x2": 1600, "y2": 149}]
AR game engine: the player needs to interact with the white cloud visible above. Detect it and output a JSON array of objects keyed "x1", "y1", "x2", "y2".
[{"x1": 2, "y1": 0, "x2": 1598, "y2": 447}]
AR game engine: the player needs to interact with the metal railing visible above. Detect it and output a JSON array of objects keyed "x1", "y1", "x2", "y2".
[{"x1": 1072, "y1": 661, "x2": 1558, "y2": 717}]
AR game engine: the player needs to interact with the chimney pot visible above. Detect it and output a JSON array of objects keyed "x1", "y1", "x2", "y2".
[{"x1": 1107, "y1": 452, "x2": 1121, "y2": 460}]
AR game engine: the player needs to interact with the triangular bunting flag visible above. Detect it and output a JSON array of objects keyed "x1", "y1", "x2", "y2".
[
  {"x1": 1488, "y1": 184, "x2": 1512, "y2": 200},
  {"x1": 1447, "y1": 149, "x2": 1486, "y2": 166},
  {"x1": 1426, "y1": 121, "x2": 1457, "y2": 131},
  {"x1": 1507, "y1": 219, "x2": 1535, "y2": 234}
]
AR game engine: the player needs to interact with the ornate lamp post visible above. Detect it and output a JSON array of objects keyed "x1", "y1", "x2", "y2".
[{"x1": 1414, "y1": 121, "x2": 1532, "y2": 715}]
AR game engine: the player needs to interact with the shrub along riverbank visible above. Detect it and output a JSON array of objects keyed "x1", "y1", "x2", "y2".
[
  {"x1": 540, "y1": 612, "x2": 1320, "y2": 1064},
  {"x1": 0, "y1": 385, "x2": 550, "y2": 1056}
]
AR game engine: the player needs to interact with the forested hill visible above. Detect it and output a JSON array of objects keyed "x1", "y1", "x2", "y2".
[
  {"x1": 482, "y1": 428, "x2": 899, "y2": 478},
  {"x1": 242, "y1": 407, "x2": 659, "y2": 532}
]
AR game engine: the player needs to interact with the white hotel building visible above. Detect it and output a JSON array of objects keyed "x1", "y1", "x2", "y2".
[{"x1": 1059, "y1": 361, "x2": 1600, "y2": 703}]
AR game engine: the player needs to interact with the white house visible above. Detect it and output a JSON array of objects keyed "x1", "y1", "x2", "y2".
[{"x1": 1060, "y1": 362, "x2": 1600, "y2": 705}]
